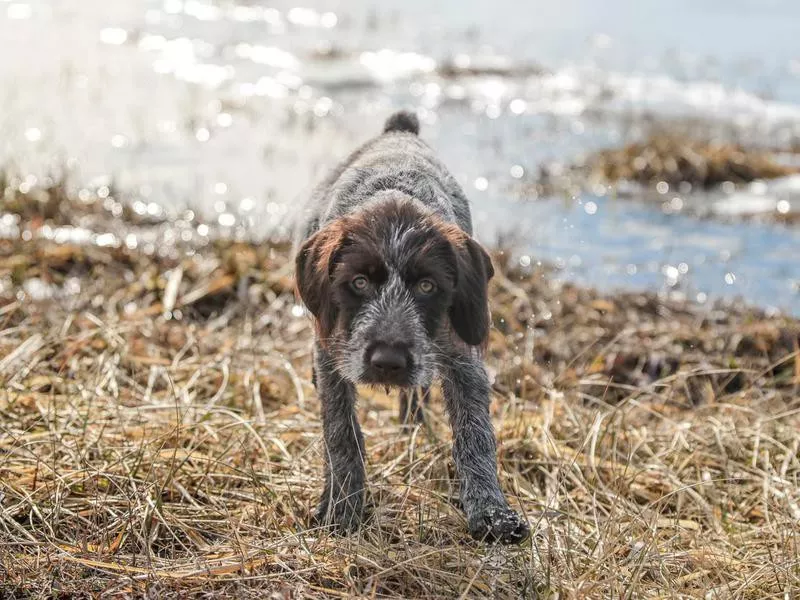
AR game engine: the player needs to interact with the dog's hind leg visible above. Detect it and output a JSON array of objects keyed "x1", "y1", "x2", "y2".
[
  {"x1": 311, "y1": 362, "x2": 317, "y2": 390},
  {"x1": 399, "y1": 387, "x2": 429, "y2": 425}
]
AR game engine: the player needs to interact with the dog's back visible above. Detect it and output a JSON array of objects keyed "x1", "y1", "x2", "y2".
[{"x1": 296, "y1": 110, "x2": 473, "y2": 244}]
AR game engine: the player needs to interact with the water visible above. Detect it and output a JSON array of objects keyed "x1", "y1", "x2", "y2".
[{"x1": 2, "y1": 0, "x2": 799, "y2": 313}]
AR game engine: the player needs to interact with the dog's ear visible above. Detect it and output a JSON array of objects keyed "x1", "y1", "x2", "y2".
[
  {"x1": 449, "y1": 236, "x2": 495, "y2": 347},
  {"x1": 295, "y1": 222, "x2": 346, "y2": 342}
]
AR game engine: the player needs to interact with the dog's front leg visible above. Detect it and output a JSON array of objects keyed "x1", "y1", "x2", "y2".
[
  {"x1": 313, "y1": 343, "x2": 366, "y2": 532},
  {"x1": 440, "y1": 351, "x2": 529, "y2": 544}
]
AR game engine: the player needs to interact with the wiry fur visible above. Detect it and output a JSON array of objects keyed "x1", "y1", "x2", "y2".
[{"x1": 294, "y1": 111, "x2": 529, "y2": 544}]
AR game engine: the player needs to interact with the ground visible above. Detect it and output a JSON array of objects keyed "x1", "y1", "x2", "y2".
[{"x1": 1, "y1": 183, "x2": 799, "y2": 598}]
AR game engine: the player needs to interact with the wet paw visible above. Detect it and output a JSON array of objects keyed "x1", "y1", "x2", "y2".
[{"x1": 468, "y1": 505, "x2": 530, "y2": 544}]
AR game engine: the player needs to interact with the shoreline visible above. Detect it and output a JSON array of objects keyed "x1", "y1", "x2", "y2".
[{"x1": 2, "y1": 165, "x2": 799, "y2": 315}]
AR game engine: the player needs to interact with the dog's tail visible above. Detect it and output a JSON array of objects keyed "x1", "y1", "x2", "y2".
[{"x1": 383, "y1": 110, "x2": 420, "y2": 135}]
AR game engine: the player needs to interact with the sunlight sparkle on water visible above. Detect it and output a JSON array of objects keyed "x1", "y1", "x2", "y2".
[
  {"x1": 111, "y1": 134, "x2": 128, "y2": 148},
  {"x1": 183, "y1": 0, "x2": 221, "y2": 21},
  {"x1": 7, "y1": 3, "x2": 32, "y2": 19},
  {"x1": 100, "y1": 28, "x2": 128, "y2": 45},
  {"x1": 509, "y1": 99, "x2": 527, "y2": 114},
  {"x1": 236, "y1": 44, "x2": 298, "y2": 69},
  {"x1": 662, "y1": 265, "x2": 680, "y2": 287},
  {"x1": 359, "y1": 50, "x2": 435, "y2": 81},
  {"x1": 287, "y1": 7, "x2": 337, "y2": 28}
]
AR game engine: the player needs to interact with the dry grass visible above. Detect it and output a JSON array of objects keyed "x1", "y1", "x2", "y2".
[{"x1": 1, "y1": 180, "x2": 800, "y2": 598}]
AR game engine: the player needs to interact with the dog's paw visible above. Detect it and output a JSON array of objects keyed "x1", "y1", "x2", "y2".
[
  {"x1": 312, "y1": 491, "x2": 364, "y2": 534},
  {"x1": 468, "y1": 504, "x2": 530, "y2": 544}
]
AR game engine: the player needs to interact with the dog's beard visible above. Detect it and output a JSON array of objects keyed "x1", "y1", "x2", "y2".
[
  {"x1": 334, "y1": 343, "x2": 434, "y2": 388},
  {"x1": 335, "y1": 303, "x2": 434, "y2": 388}
]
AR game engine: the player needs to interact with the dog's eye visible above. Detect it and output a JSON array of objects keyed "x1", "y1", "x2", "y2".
[
  {"x1": 416, "y1": 279, "x2": 436, "y2": 295},
  {"x1": 351, "y1": 275, "x2": 370, "y2": 292}
]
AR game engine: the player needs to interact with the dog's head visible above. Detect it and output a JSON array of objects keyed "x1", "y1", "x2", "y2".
[{"x1": 295, "y1": 197, "x2": 494, "y2": 387}]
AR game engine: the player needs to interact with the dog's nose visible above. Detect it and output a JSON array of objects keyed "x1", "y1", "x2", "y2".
[{"x1": 369, "y1": 344, "x2": 408, "y2": 375}]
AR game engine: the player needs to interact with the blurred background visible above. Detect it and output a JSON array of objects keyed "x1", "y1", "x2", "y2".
[{"x1": 2, "y1": 0, "x2": 800, "y2": 314}]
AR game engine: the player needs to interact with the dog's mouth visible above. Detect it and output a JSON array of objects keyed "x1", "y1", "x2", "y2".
[{"x1": 360, "y1": 365, "x2": 415, "y2": 387}]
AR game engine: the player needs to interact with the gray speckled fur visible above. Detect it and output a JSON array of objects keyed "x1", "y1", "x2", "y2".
[
  {"x1": 295, "y1": 127, "x2": 472, "y2": 247},
  {"x1": 298, "y1": 112, "x2": 529, "y2": 544}
]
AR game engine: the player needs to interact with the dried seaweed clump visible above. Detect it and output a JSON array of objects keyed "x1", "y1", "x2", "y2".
[{"x1": 577, "y1": 133, "x2": 797, "y2": 189}]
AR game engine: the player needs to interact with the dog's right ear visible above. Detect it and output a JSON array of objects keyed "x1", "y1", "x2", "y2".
[
  {"x1": 294, "y1": 222, "x2": 346, "y2": 342},
  {"x1": 449, "y1": 236, "x2": 495, "y2": 348}
]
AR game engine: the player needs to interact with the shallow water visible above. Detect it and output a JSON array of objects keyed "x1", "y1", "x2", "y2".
[{"x1": 2, "y1": 0, "x2": 800, "y2": 313}]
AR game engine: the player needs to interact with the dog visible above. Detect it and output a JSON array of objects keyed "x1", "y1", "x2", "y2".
[{"x1": 294, "y1": 110, "x2": 529, "y2": 544}]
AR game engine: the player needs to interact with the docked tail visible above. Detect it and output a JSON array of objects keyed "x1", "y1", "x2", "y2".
[{"x1": 383, "y1": 110, "x2": 420, "y2": 135}]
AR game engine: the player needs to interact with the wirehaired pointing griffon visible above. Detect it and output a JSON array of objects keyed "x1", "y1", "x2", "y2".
[{"x1": 294, "y1": 111, "x2": 529, "y2": 544}]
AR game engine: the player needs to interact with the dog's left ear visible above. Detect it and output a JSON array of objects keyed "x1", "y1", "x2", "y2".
[
  {"x1": 450, "y1": 237, "x2": 495, "y2": 347},
  {"x1": 294, "y1": 222, "x2": 346, "y2": 342}
]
